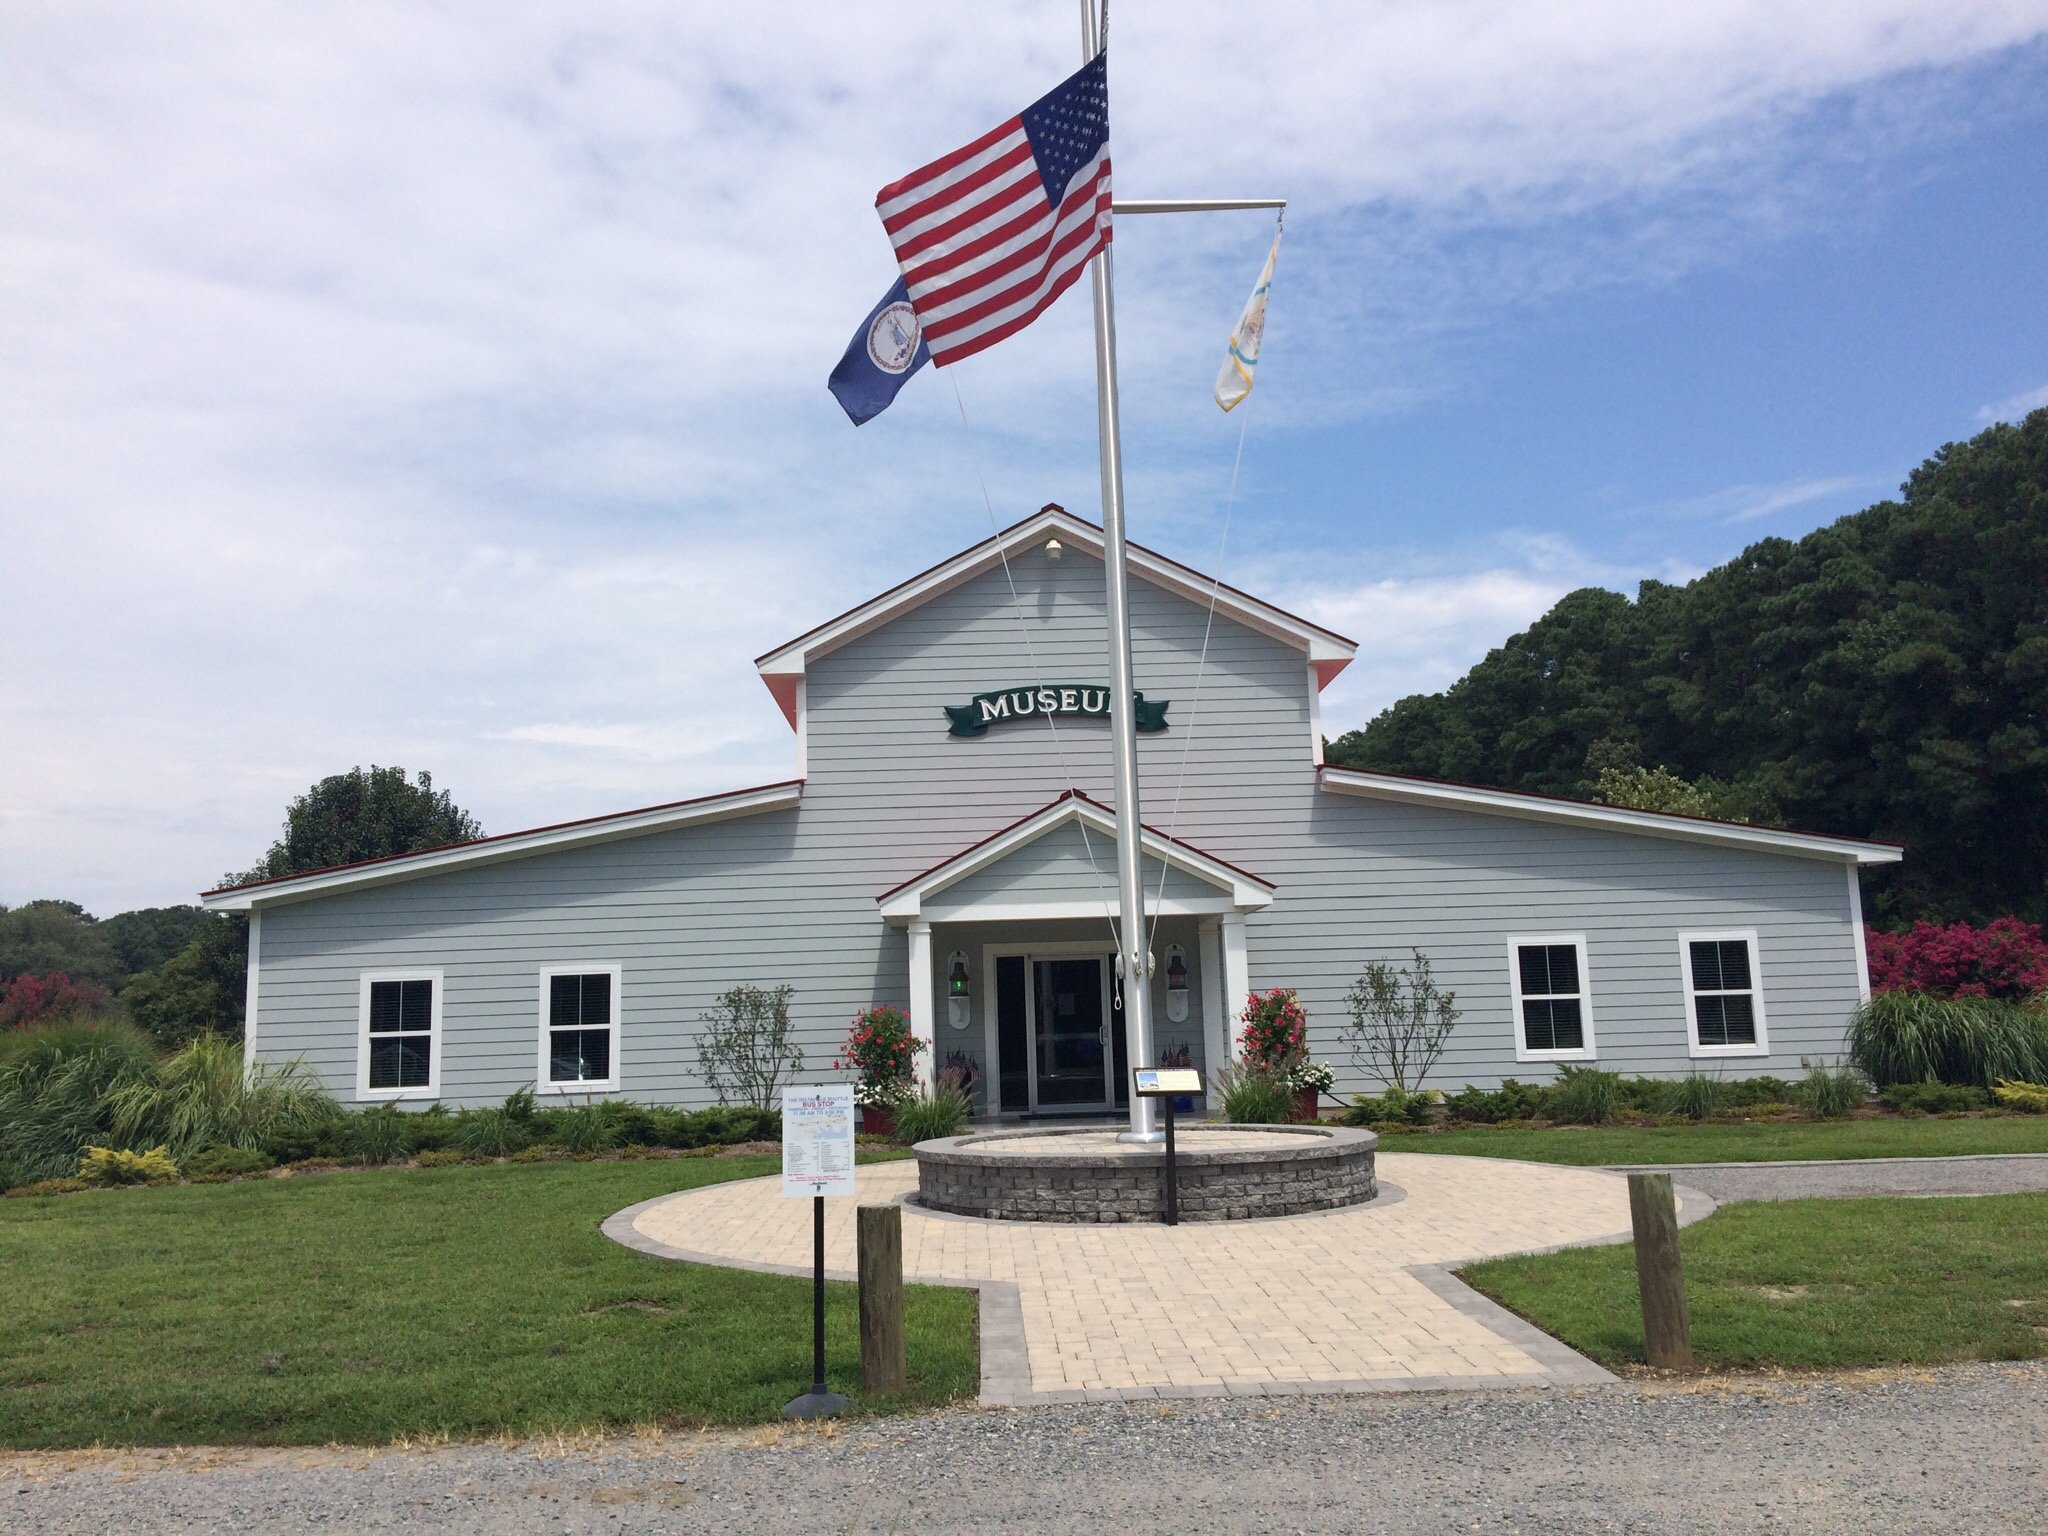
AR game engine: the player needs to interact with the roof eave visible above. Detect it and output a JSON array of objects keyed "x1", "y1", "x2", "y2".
[
  {"x1": 1317, "y1": 768, "x2": 1903, "y2": 865},
  {"x1": 754, "y1": 506, "x2": 1358, "y2": 726},
  {"x1": 201, "y1": 781, "x2": 805, "y2": 911}
]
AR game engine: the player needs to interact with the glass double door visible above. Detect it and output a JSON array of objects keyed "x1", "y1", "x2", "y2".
[{"x1": 1030, "y1": 955, "x2": 1115, "y2": 1110}]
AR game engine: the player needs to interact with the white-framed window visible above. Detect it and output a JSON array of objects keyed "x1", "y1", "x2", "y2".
[
  {"x1": 538, "y1": 965, "x2": 621, "y2": 1093},
  {"x1": 1508, "y1": 935, "x2": 1595, "y2": 1061},
  {"x1": 356, "y1": 969, "x2": 442, "y2": 1100},
  {"x1": 1681, "y1": 930, "x2": 1768, "y2": 1057}
]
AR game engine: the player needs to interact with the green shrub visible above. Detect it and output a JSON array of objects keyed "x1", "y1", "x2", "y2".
[
  {"x1": 452, "y1": 1105, "x2": 531, "y2": 1159},
  {"x1": 1619, "y1": 1077, "x2": 1674, "y2": 1116},
  {"x1": 507, "y1": 1144, "x2": 564, "y2": 1164},
  {"x1": 892, "y1": 1085, "x2": 970, "y2": 1144},
  {"x1": 400, "y1": 1106, "x2": 456, "y2": 1154},
  {"x1": 105, "y1": 1033, "x2": 337, "y2": 1158},
  {"x1": 1545, "y1": 1065, "x2": 1624, "y2": 1126},
  {"x1": 1215, "y1": 1063, "x2": 1296, "y2": 1124},
  {"x1": 545, "y1": 1102, "x2": 624, "y2": 1156},
  {"x1": 1441, "y1": 1080, "x2": 1541, "y2": 1124},
  {"x1": 1797, "y1": 1061, "x2": 1868, "y2": 1119},
  {"x1": 1847, "y1": 991, "x2": 2048, "y2": 1088},
  {"x1": 4, "y1": 1176, "x2": 91, "y2": 1198},
  {"x1": 1879, "y1": 1081, "x2": 1992, "y2": 1115},
  {"x1": 1992, "y1": 1079, "x2": 2048, "y2": 1113},
  {"x1": 414, "y1": 1148, "x2": 467, "y2": 1168},
  {"x1": 346, "y1": 1105, "x2": 411, "y2": 1166},
  {"x1": 0, "y1": 1018, "x2": 159, "y2": 1183},
  {"x1": 1721, "y1": 1076, "x2": 1798, "y2": 1109},
  {"x1": 78, "y1": 1145, "x2": 179, "y2": 1186},
  {"x1": 1343, "y1": 1085, "x2": 1439, "y2": 1127},
  {"x1": 182, "y1": 1145, "x2": 276, "y2": 1182},
  {"x1": 1668, "y1": 1072, "x2": 1724, "y2": 1121}
]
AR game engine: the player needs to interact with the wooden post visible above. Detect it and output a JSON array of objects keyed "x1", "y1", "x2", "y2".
[
  {"x1": 1627, "y1": 1171, "x2": 1694, "y2": 1371},
  {"x1": 857, "y1": 1203, "x2": 906, "y2": 1395}
]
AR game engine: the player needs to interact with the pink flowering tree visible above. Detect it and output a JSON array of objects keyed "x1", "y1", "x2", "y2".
[{"x1": 1866, "y1": 917, "x2": 2048, "y2": 1001}]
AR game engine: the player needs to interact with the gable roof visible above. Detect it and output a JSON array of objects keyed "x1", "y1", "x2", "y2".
[
  {"x1": 199, "y1": 780, "x2": 804, "y2": 911},
  {"x1": 754, "y1": 504, "x2": 1357, "y2": 728},
  {"x1": 876, "y1": 789, "x2": 1275, "y2": 921},
  {"x1": 1317, "y1": 767, "x2": 1904, "y2": 866}
]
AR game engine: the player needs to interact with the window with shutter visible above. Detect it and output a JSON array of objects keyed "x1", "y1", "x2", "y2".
[{"x1": 1508, "y1": 936, "x2": 1594, "y2": 1060}]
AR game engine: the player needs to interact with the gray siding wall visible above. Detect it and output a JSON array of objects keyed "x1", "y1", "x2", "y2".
[
  {"x1": 924, "y1": 819, "x2": 1216, "y2": 919},
  {"x1": 251, "y1": 541, "x2": 1868, "y2": 1105}
]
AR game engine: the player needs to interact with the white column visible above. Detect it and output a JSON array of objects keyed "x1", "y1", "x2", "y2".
[
  {"x1": 242, "y1": 908, "x2": 262, "y2": 1077},
  {"x1": 1198, "y1": 917, "x2": 1228, "y2": 1097},
  {"x1": 907, "y1": 920, "x2": 936, "y2": 1090},
  {"x1": 1219, "y1": 912, "x2": 1250, "y2": 1060}
]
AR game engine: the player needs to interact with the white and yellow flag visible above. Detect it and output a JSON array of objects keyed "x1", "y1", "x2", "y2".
[{"x1": 1214, "y1": 227, "x2": 1280, "y2": 412}]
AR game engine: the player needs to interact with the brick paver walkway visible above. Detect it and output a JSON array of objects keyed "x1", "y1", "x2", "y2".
[{"x1": 610, "y1": 1153, "x2": 1706, "y2": 1403}]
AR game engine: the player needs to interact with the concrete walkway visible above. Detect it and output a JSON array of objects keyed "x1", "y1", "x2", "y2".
[
  {"x1": 1610, "y1": 1151, "x2": 2048, "y2": 1203},
  {"x1": 607, "y1": 1153, "x2": 1712, "y2": 1404}
]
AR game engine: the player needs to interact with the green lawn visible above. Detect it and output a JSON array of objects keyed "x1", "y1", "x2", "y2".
[
  {"x1": 1376, "y1": 1114, "x2": 2048, "y2": 1165},
  {"x1": 1463, "y1": 1192, "x2": 2048, "y2": 1370},
  {"x1": 0, "y1": 1156, "x2": 978, "y2": 1449}
]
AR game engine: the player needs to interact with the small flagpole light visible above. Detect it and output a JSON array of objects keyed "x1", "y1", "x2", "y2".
[
  {"x1": 1044, "y1": 538, "x2": 1063, "y2": 561},
  {"x1": 947, "y1": 951, "x2": 972, "y2": 1030}
]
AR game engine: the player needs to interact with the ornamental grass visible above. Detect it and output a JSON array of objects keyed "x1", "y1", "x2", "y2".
[{"x1": 1846, "y1": 990, "x2": 2048, "y2": 1088}]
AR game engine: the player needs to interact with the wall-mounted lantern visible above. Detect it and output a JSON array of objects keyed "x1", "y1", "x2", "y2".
[
  {"x1": 1164, "y1": 943, "x2": 1190, "y2": 1024},
  {"x1": 946, "y1": 950, "x2": 972, "y2": 1030}
]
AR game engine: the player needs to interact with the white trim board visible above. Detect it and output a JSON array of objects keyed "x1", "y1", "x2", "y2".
[
  {"x1": 755, "y1": 506, "x2": 1356, "y2": 728},
  {"x1": 879, "y1": 793, "x2": 1273, "y2": 922},
  {"x1": 536, "y1": 963, "x2": 624, "y2": 1096},
  {"x1": 202, "y1": 782, "x2": 802, "y2": 912},
  {"x1": 1506, "y1": 934, "x2": 1596, "y2": 1064},
  {"x1": 1318, "y1": 767, "x2": 1903, "y2": 866},
  {"x1": 355, "y1": 968, "x2": 444, "y2": 1102},
  {"x1": 1679, "y1": 929, "x2": 1769, "y2": 1059}
]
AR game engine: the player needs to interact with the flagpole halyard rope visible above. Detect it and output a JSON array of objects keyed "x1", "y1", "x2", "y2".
[
  {"x1": 1145, "y1": 208, "x2": 1282, "y2": 967},
  {"x1": 947, "y1": 370, "x2": 1123, "y2": 947}
]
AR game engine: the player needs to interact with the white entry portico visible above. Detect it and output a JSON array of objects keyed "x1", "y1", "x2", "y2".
[{"x1": 878, "y1": 790, "x2": 1268, "y2": 1107}]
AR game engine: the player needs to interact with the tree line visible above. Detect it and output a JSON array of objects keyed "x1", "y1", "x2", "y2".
[
  {"x1": 1, "y1": 767, "x2": 480, "y2": 1045},
  {"x1": 1327, "y1": 408, "x2": 2048, "y2": 925}
]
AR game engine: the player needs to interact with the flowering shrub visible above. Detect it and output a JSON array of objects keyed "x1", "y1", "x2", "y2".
[
  {"x1": 834, "y1": 1005, "x2": 924, "y2": 1104},
  {"x1": 1866, "y1": 918, "x2": 2048, "y2": 1001},
  {"x1": 1287, "y1": 1059, "x2": 1335, "y2": 1093},
  {"x1": 1238, "y1": 989, "x2": 1307, "y2": 1072},
  {"x1": 0, "y1": 971, "x2": 111, "y2": 1029}
]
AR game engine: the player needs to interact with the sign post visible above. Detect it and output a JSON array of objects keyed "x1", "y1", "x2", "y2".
[
  {"x1": 1133, "y1": 1068, "x2": 1204, "y2": 1225},
  {"x1": 781, "y1": 1084, "x2": 857, "y2": 1418}
]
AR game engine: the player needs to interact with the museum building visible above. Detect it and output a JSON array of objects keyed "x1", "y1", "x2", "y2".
[{"x1": 204, "y1": 505, "x2": 1901, "y2": 1113}]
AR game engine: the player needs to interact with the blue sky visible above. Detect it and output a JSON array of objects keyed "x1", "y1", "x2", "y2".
[{"x1": 4, "y1": 3, "x2": 2046, "y2": 913}]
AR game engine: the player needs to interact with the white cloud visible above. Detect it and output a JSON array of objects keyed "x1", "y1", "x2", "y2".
[
  {"x1": 1635, "y1": 474, "x2": 1871, "y2": 525},
  {"x1": 4, "y1": 2, "x2": 2047, "y2": 909},
  {"x1": 1978, "y1": 382, "x2": 2048, "y2": 424}
]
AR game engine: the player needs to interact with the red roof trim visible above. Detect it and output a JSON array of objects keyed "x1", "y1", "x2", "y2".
[
  {"x1": 757, "y1": 503, "x2": 1358, "y2": 667},
  {"x1": 204, "y1": 779, "x2": 805, "y2": 897},
  {"x1": 1317, "y1": 767, "x2": 1905, "y2": 852},
  {"x1": 875, "y1": 787, "x2": 1275, "y2": 902}
]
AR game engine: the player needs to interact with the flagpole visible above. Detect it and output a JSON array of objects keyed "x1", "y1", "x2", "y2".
[{"x1": 1076, "y1": 0, "x2": 1160, "y2": 1144}]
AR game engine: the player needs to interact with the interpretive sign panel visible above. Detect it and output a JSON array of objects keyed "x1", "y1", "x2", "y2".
[
  {"x1": 1134, "y1": 1068, "x2": 1203, "y2": 1097},
  {"x1": 782, "y1": 1085, "x2": 857, "y2": 1198}
]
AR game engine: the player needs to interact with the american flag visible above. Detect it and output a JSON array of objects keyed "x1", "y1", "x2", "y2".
[{"x1": 875, "y1": 52, "x2": 1110, "y2": 368}]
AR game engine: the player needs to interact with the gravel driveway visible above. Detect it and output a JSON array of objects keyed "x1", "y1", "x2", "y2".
[{"x1": 8, "y1": 1363, "x2": 2044, "y2": 1535}]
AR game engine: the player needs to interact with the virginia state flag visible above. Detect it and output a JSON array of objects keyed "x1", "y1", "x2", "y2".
[
  {"x1": 829, "y1": 277, "x2": 930, "y2": 426},
  {"x1": 1214, "y1": 227, "x2": 1280, "y2": 412}
]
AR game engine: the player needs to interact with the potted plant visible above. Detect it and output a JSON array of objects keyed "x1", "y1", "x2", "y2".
[
  {"x1": 1287, "y1": 1059, "x2": 1336, "y2": 1122},
  {"x1": 1240, "y1": 988, "x2": 1331, "y2": 1122},
  {"x1": 835, "y1": 1005, "x2": 924, "y2": 1135}
]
